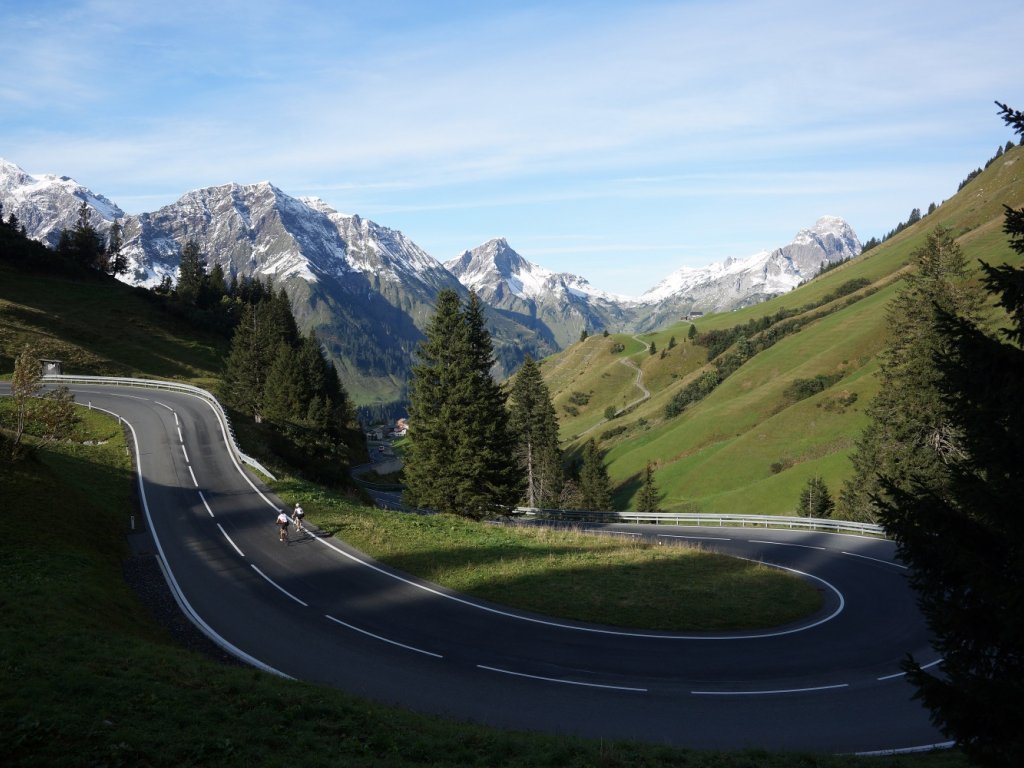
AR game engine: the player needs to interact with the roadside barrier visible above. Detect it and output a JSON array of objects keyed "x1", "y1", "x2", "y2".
[
  {"x1": 43, "y1": 374, "x2": 276, "y2": 481},
  {"x1": 514, "y1": 507, "x2": 885, "y2": 537}
]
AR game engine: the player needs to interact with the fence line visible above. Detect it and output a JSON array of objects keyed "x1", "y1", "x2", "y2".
[
  {"x1": 43, "y1": 374, "x2": 276, "y2": 481},
  {"x1": 514, "y1": 508, "x2": 885, "y2": 537}
]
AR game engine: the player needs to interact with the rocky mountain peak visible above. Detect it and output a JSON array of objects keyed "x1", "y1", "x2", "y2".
[{"x1": 0, "y1": 158, "x2": 124, "y2": 247}]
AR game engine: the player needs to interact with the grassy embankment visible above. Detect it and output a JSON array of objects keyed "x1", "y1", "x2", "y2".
[
  {"x1": 0, "y1": 411, "x2": 966, "y2": 768},
  {"x1": 540, "y1": 145, "x2": 1024, "y2": 515}
]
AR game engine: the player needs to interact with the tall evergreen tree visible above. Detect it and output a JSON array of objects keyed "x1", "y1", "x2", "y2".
[
  {"x1": 223, "y1": 302, "x2": 273, "y2": 422},
  {"x1": 106, "y1": 221, "x2": 128, "y2": 276},
  {"x1": 508, "y1": 355, "x2": 562, "y2": 508},
  {"x1": 579, "y1": 439, "x2": 612, "y2": 511},
  {"x1": 875, "y1": 101, "x2": 1024, "y2": 768},
  {"x1": 797, "y1": 476, "x2": 834, "y2": 517},
  {"x1": 58, "y1": 201, "x2": 104, "y2": 269},
  {"x1": 635, "y1": 461, "x2": 660, "y2": 512},
  {"x1": 838, "y1": 227, "x2": 983, "y2": 521},
  {"x1": 404, "y1": 290, "x2": 520, "y2": 518},
  {"x1": 176, "y1": 239, "x2": 207, "y2": 305}
]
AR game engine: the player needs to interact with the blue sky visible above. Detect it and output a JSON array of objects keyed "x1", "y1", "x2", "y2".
[{"x1": 2, "y1": 0, "x2": 1021, "y2": 296}]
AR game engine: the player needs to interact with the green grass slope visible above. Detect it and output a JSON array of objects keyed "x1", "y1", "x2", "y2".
[
  {"x1": 541, "y1": 144, "x2": 1024, "y2": 515},
  {"x1": 0, "y1": 259, "x2": 227, "y2": 386}
]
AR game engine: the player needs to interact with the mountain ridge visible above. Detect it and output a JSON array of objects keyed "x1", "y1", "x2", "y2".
[{"x1": 2, "y1": 156, "x2": 860, "y2": 402}]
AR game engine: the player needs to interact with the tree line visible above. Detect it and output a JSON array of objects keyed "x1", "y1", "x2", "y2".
[
  {"x1": 402, "y1": 289, "x2": 662, "y2": 517},
  {"x1": 841, "y1": 102, "x2": 1024, "y2": 766}
]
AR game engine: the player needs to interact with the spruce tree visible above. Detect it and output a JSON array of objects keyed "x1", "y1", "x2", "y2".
[
  {"x1": 404, "y1": 289, "x2": 520, "y2": 518},
  {"x1": 579, "y1": 439, "x2": 612, "y2": 511},
  {"x1": 508, "y1": 355, "x2": 562, "y2": 508},
  {"x1": 797, "y1": 476, "x2": 834, "y2": 517},
  {"x1": 635, "y1": 461, "x2": 660, "y2": 512},
  {"x1": 838, "y1": 227, "x2": 983, "y2": 521},
  {"x1": 58, "y1": 201, "x2": 104, "y2": 269},
  {"x1": 106, "y1": 221, "x2": 127, "y2": 276},
  {"x1": 875, "y1": 101, "x2": 1024, "y2": 768},
  {"x1": 223, "y1": 302, "x2": 273, "y2": 422},
  {"x1": 176, "y1": 239, "x2": 207, "y2": 305}
]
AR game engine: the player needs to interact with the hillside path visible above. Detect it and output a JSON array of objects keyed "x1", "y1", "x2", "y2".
[{"x1": 576, "y1": 336, "x2": 652, "y2": 439}]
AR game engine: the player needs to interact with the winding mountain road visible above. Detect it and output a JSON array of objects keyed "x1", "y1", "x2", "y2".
[{"x1": 6, "y1": 381, "x2": 947, "y2": 753}]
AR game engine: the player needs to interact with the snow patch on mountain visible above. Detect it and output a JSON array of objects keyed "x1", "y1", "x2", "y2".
[{"x1": 0, "y1": 157, "x2": 124, "y2": 246}]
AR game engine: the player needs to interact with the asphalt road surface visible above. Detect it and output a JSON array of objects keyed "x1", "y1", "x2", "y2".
[{"x1": 7, "y1": 382, "x2": 948, "y2": 753}]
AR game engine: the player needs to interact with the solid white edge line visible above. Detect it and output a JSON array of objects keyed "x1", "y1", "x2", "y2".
[
  {"x1": 325, "y1": 614, "x2": 443, "y2": 658},
  {"x1": 310, "y1": 534, "x2": 847, "y2": 640},
  {"x1": 478, "y1": 664, "x2": 647, "y2": 692},
  {"x1": 692, "y1": 683, "x2": 849, "y2": 696},
  {"x1": 199, "y1": 490, "x2": 215, "y2": 518},
  {"x1": 250, "y1": 564, "x2": 308, "y2": 607},
  {"x1": 659, "y1": 534, "x2": 732, "y2": 541},
  {"x1": 188, "y1": 465, "x2": 199, "y2": 487},
  {"x1": 842, "y1": 550, "x2": 908, "y2": 569},
  {"x1": 875, "y1": 654, "x2": 946, "y2": 682},
  {"x1": 81, "y1": 399, "x2": 289, "y2": 679},
  {"x1": 217, "y1": 523, "x2": 245, "y2": 557},
  {"x1": 854, "y1": 740, "x2": 955, "y2": 756}
]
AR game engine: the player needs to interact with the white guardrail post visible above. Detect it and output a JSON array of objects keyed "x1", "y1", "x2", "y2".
[
  {"x1": 42, "y1": 374, "x2": 276, "y2": 481},
  {"x1": 514, "y1": 507, "x2": 886, "y2": 538}
]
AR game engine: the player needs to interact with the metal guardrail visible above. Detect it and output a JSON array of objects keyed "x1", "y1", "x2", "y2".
[
  {"x1": 515, "y1": 508, "x2": 886, "y2": 537},
  {"x1": 42, "y1": 374, "x2": 276, "y2": 481}
]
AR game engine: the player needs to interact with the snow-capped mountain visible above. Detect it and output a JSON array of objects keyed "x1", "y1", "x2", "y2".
[
  {"x1": 2, "y1": 156, "x2": 861, "y2": 403},
  {"x1": 0, "y1": 157, "x2": 124, "y2": 247},
  {"x1": 642, "y1": 215, "x2": 861, "y2": 306},
  {"x1": 631, "y1": 216, "x2": 861, "y2": 330},
  {"x1": 445, "y1": 238, "x2": 633, "y2": 348}
]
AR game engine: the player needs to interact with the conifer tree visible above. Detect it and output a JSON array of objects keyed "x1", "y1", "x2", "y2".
[
  {"x1": 58, "y1": 201, "x2": 104, "y2": 269},
  {"x1": 635, "y1": 461, "x2": 660, "y2": 512},
  {"x1": 508, "y1": 355, "x2": 562, "y2": 508},
  {"x1": 875, "y1": 101, "x2": 1024, "y2": 768},
  {"x1": 223, "y1": 302, "x2": 273, "y2": 422},
  {"x1": 176, "y1": 239, "x2": 207, "y2": 305},
  {"x1": 404, "y1": 289, "x2": 520, "y2": 518},
  {"x1": 838, "y1": 227, "x2": 983, "y2": 521},
  {"x1": 579, "y1": 439, "x2": 612, "y2": 511},
  {"x1": 797, "y1": 476, "x2": 834, "y2": 517},
  {"x1": 106, "y1": 221, "x2": 128, "y2": 276}
]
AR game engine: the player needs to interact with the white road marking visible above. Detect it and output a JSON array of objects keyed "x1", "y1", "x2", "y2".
[
  {"x1": 880, "y1": 658, "x2": 942, "y2": 680},
  {"x1": 251, "y1": 565, "x2": 308, "y2": 607},
  {"x1": 325, "y1": 614, "x2": 442, "y2": 658},
  {"x1": 177, "y1": 426, "x2": 184, "y2": 444},
  {"x1": 749, "y1": 540, "x2": 827, "y2": 551},
  {"x1": 877, "y1": 670, "x2": 906, "y2": 681},
  {"x1": 692, "y1": 683, "x2": 849, "y2": 696},
  {"x1": 78, "y1": 397, "x2": 288, "y2": 678},
  {"x1": 217, "y1": 523, "x2": 245, "y2": 557},
  {"x1": 842, "y1": 551, "x2": 908, "y2": 569},
  {"x1": 311, "y1": 535, "x2": 846, "y2": 640},
  {"x1": 659, "y1": 534, "x2": 732, "y2": 541},
  {"x1": 188, "y1": 465, "x2": 198, "y2": 487},
  {"x1": 181, "y1": 444, "x2": 190, "y2": 463},
  {"x1": 154, "y1": 400, "x2": 174, "y2": 411},
  {"x1": 174, "y1": 412, "x2": 179, "y2": 426},
  {"x1": 199, "y1": 491, "x2": 215, "y2": 517},
  {"x1": 478, "y1": 664, "x2": 647, "y2": 692}
]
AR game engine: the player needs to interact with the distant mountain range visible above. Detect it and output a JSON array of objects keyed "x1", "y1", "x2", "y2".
[{"x1": 1, "y1": 157, "x2": 861, "y2": 404}]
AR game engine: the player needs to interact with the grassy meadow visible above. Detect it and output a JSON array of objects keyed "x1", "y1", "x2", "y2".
[{"x1": 539, "y1": 144, "x2": 1024, "y2": 515}]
